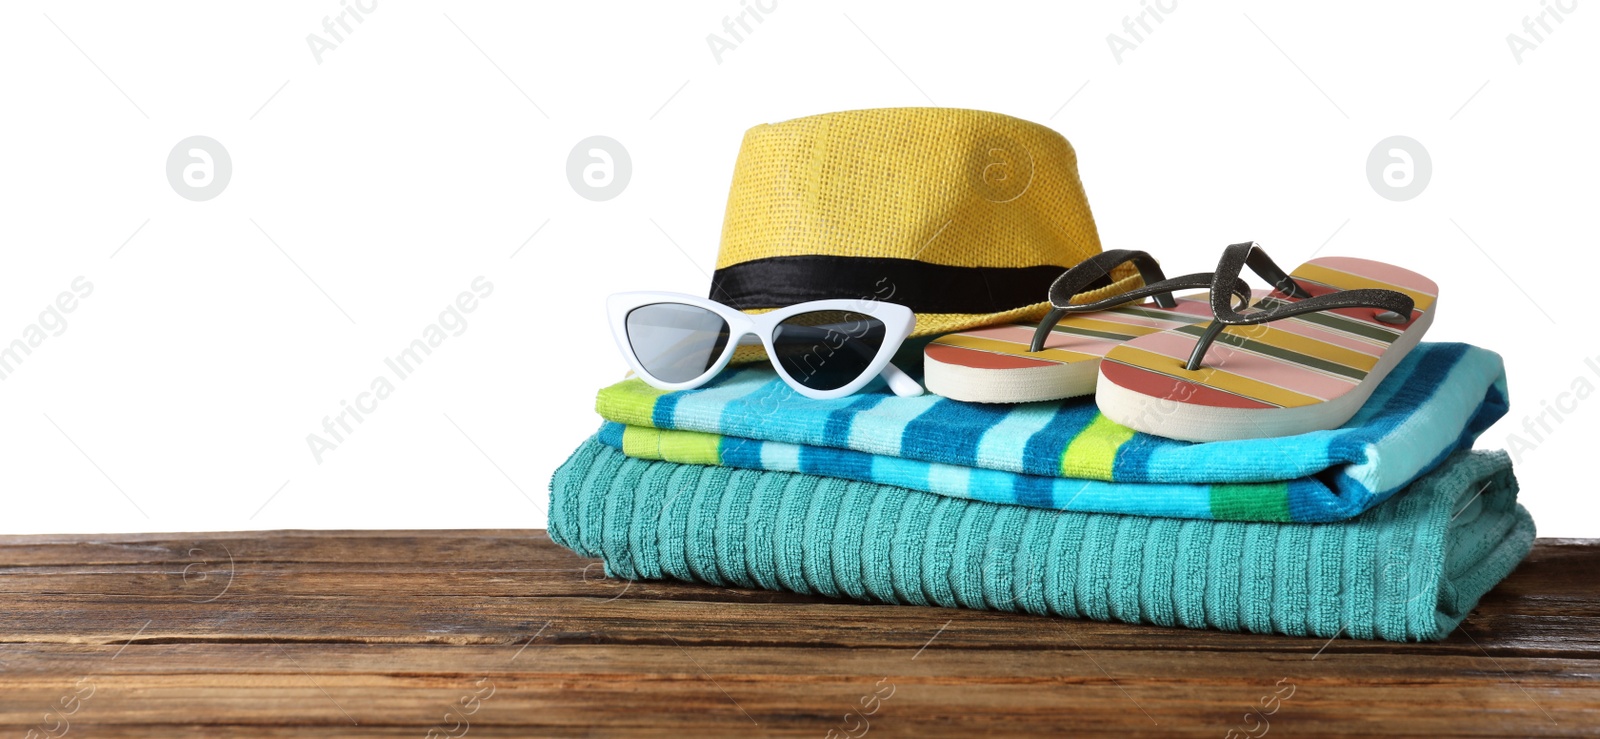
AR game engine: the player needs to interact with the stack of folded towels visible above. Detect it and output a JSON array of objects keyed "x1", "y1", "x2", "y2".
[{"x1": 548, "y1": 342, "x2": 1534, "y2": 642}]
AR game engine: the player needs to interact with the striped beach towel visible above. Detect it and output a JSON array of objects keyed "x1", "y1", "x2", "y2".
[{"x1": 594, "y1": 343, "x2": 1507, "y2": 523}]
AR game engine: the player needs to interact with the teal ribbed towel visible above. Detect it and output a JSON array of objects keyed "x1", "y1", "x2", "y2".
[{"x1": 549, "y1": 438, "x2": 1535, "y2": 641}]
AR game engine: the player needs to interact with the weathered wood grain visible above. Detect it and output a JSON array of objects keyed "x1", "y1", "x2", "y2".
[{"x1": 0, "y1": 531, "x2": 1595, "y2": 737}]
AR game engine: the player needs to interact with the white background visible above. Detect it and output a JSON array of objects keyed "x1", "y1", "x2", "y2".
[{"x1": 1, "y1": 1, "x2": 1595, "y2": 536}]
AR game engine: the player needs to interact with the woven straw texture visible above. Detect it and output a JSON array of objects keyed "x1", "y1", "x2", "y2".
[{"x1": 716, "y1": 108, "x2": 1141, "y2": 336}]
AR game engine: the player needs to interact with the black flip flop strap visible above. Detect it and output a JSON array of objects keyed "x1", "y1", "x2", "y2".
[
  {"x1": 1187, "y1": 242, "x2": 1416, "y2": 370},
  {"x1": 1240, "y1": 244, "x2": 1314, "y2": 300},
  {"x1": 1031, "y1": 249, "x2": 1252, "y2": 353},
  {"x1": 1030, "y1": 272, "x2": 1252, "y2": 352},
  {"x1": 1047, "y1": 250, "x2": 1175, "y2": 311}
]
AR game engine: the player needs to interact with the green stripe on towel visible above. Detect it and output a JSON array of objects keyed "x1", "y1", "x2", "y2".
[
  {"x1": 594, "y1": 378, "x2": 671, "y2": 427},
  {"x1": 621, "y1": 425, "x2": 721, "y2": 465},
  {"x1": 1060, "y1": 414, "x2": 1136, "y2": 480},
  {"x1": 1209, "y1": 482, "x2": 1294, "y2": 522}
]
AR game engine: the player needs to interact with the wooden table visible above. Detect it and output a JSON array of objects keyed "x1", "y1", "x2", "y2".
[{"x1": 0, "y1": 531, "x2": 1594, "y2": 737}]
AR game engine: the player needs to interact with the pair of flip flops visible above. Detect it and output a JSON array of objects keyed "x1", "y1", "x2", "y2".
[{"x1": 924, "y1": 243, "x2": 1437, "y2": 442}]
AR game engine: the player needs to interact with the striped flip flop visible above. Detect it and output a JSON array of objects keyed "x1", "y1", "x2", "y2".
[
  {"x1": 1096, "y1": 243, "x2": 1435, "y2": 442},
  {"x1": 924, "y1": 250, "x2": 1251, "y2": 403}
]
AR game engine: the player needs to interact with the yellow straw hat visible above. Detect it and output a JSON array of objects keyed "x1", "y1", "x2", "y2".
[{"x1": 709, "y1": 107, "x2": 1141, "y2": 338}]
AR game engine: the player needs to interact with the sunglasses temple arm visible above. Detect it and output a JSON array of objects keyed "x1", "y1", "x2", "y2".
[{"x1": 878, "y1": 362, "x2": 924, "y2": 397}]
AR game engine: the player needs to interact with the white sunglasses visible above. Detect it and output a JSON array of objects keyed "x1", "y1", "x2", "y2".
[{"x1": 607, "y1": 291, "x2": 923, "y2": 400}]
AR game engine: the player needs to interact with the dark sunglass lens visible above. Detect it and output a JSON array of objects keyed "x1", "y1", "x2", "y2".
[
  {"x1": 770, "y1": 311, "x2": 887, "y2": 391},
  {"x1": 625, "y1": 303, "x2": 731, "y2": 384}
]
